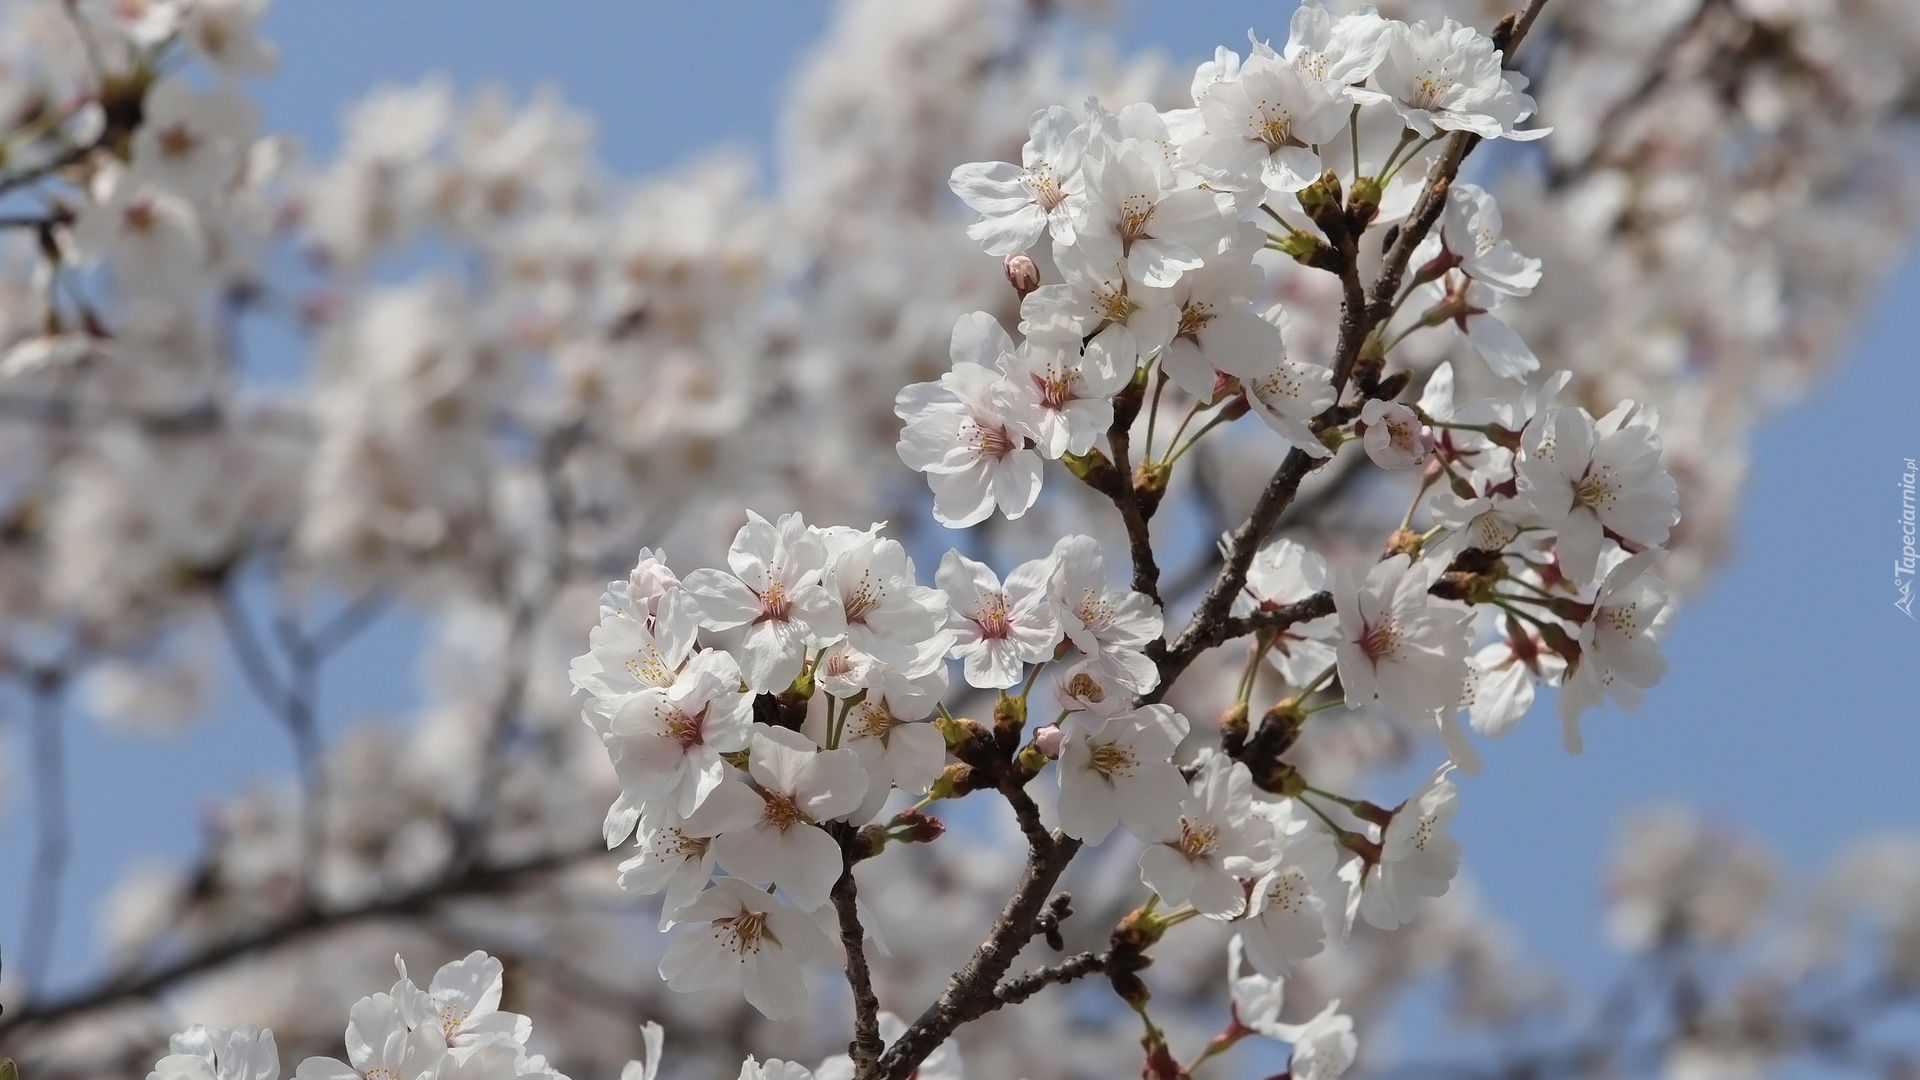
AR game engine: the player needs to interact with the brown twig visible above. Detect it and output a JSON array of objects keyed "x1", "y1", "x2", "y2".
[
  {"x1": 832, "y1": 867, "x2": 885, "y2": 1078},
  {"x1": 877, "y1": 831, "x2": 1084, "y2": 1079}
]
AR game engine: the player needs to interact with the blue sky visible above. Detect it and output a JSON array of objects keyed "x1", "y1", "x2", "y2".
[{"x1": 3, "y1": 0, "x2": 1915, "y2": 1044}]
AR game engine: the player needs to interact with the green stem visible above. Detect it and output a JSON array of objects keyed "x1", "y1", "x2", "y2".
[
  {"x1": 1349, "y1": 105, "x2": 1363, "y2": 183},
  {"x1": 1018, "y1": 661, "x2": 1046, "y2": 702},
  {"x1": 1379, "y1": 132, "x2": 1445, "y2": 188},
  {"x1": 1142, "y1": 365, "x2": 1169, "y2": 462},
  {"x1": 826, "y1": 693, "x2": 856, "y2": 750},
  {"x1": 1163, "y1": 407, "x2": 1234, "y2": 467},
  {"x1": 1158, "y1": 399, "x2": 1205, "y2": 465}
]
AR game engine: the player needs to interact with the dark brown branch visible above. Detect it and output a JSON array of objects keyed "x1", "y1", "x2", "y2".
[
  {"x1": 831, "y1": 867, "x2": 885, "y2": 1079},
  {"x1": 1213, "y1": 592, "x2": 1337, "y2": 649},
  {"x1": 1104, "y1": 382, "x2": 1164, "y2": 605},
  {"x1": 992, "y1": 950, "x2": 1107, "y2": 1007},
  {"x1": 878, "y1": 831, "x2": 1084, "y2": 1080},
  {"x1": 0, "y1": 838, "x2": 609, "y2": 1041},
  {"x1": 1148, "y1": 449, "x2": 1319, "y2": 701}
]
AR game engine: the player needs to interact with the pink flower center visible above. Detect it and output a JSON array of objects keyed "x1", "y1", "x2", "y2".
[
  {"x1": 1358, "y1": 617, "x2": 1402, "y2": 661},
  {"x1": 664, "y1": 707, "x2": 706, "y2": 749},
  {"x1": 975, "y1": 594, "x2": 1013, "y2": 640}
]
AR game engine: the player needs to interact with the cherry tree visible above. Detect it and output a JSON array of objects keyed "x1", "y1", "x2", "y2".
[{"x1": 0, "y1": 0, "x2": 1915, "y2": 1078}]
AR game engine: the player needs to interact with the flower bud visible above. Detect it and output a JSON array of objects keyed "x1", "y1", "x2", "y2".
[
  {"x1": 1003, "y1": 251, "x2": 1042, "y2": 299},
  {"x1": 1033, "y1": 723, "x2": 1064, "y2": 759},
  {"x1": 892, "y1": 808, "x2": 945, "y2": 844},
  {"x1": 628, "y1": 549, "x2": 680, "y2": 612}
]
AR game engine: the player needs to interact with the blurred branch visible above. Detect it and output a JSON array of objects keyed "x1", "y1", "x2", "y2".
[
  {"x1": 458, "y1": 422, "x2": 580, "y2": 864},
  {"x1": 0, "y1": 837, "x2": 610, "y2": 1040},
  {"x1": 1544, "y1": 0, "x2": 1725, "y2": 189},
  {"x1": 217, "y1": 585, "x2": 324, "y2": 898},
  {"x1": 0, "y1": 140, "x2": 96, "y2": 199},
  {"x1": 16, "y1": 670, "x2": 70, "y2": 995}
]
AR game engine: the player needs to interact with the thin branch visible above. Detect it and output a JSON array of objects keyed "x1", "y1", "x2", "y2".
[
  {"x1": 17, "y1": 671, "x2": 70, "y2": 995},
  {"x1": 1105, "y1": 384, "x2": 1164, "y2": 606},
  {"x1": 831, "y1": 866, "x2": 885, "y2": 1079},
  {"x1": 1212, "y1": 592, "x2": 1337, "y2": 648},
  {"x1": 878, "y1": 831, "x2": 1084, "y2": 1080},
  {"x1": 0, "y1": 837, "x2": 609, "y2": 1039},
  {"x1": 459, "y1": 422, "x2": 582, "y2": 861},
  {"x1": 992, "y1": 950, "x2": 1107, "y2": 1007},
  {"x1": 217, "y1": 587, "x2": 324, "y2": 897},
  {"x1": 0, "y1": 140, "x2": 96, "y2": 200},
  {"x1": 307, "y1": 592, "x2": 392, "y2": 659},
  {"x1": 1149, "y1": 449, "x2": 1319, "y2": 701}
]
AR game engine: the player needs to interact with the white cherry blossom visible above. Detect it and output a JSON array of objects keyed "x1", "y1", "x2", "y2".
[
  {"x1": 1019, "y1": 243, "x2": 1176, "y2": 370},
  {"x1": 149, "y1": 1025, "x2": 280, "y2": 1080},
  {"x1": 1283, "y1": 2, "x2": 1391, "y2": 98},
  {"x1": 1138, "y1": 752, "x2": 1274, "y2": 918},
  {"x1": 937, "y1": 550, "x2": 1060, "y2": 690},
  {"x1": 1056, "y1": 705, "x2": 1188, "y2": 845},
  {"x1": 391, "y1": 950, "x2": 531, "y2": 1052},
  {"x1": 1346, "y1": 765, "x2": 1462, "y2": 931},
  {"x1": 1047, "y1": 534, "x2": 1163, "y2": 694},
  {"x1": 949, "y1": 105, "x2": 1089, "y2": 255},
  {"x1": 1358, "y1": 399, "x2": 1432, "y2": 469},
  {"x1": 1241, "y1": 307, "x2": 1335, "y2": 457},
  {"x1": 895, "y1": 313, "x2": 1045, "y2": 527},
  {"x1": 998, "y1": 325, "x2": 1129, "y2": 459},
  {"x1": 1075, "y1": 137, "x2": 1235, "y2": 288},
  {"x1": 820, "y1": 526, "x2": 948, "y2": 668},
  {"x1": 659, "y1": 877, "x2": 836, "y2": 1020},
  {"x1": 1276, "y1": 1001, "x2": 1360, "y2": 1080},
  {"x1": 1241, "y1": 799, "x2": 1339, "y2": 971},
  {"x1": 1160, "y1": 247, "x2": 1285, "y2": 402},
  {"x1": 1185, "y1": 51, "x2": 1348, "y2": 193},
  {"x1": 617, "y1": 808, "x2": 720, "y2": 930},
  {"x1": 601, "y1": 648, "x2": 754, "y2": 819},
  {"x1": 1333, "y1": 554, "x2": 1472, "y2": 721},
  {"x1": 682, "y1": 510, "x2": 847, "y2": 693},
  {"x1": 1559, "y1": 550, "x2": 1674, "y2": 751},
  {"x1": 1365, "y1": 18, "x2": 1548, "y2": 141},
  {"x1": 1238, "y1": 537, "x2": 1340, "y2": 689},
  {"x1": 1518, "y1": 402, "x2": 1681, "y2": 583},
  {"x1": 294, "y1": 993, "x2": 446, "y2": 1080},
  {"x1": 686, "y1": 725, "x2": 867, "y2": 911}
]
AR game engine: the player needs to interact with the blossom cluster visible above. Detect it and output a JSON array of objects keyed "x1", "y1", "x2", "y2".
[
  {"x1": 554, "y1": 4, "x2": 1691, "y2": 1074},
  {"x1": 8, "y1": 0, "x2": 1920, "y2": 1074},
  {"x1": 906, "y1": 2, "x2": 1551, "y2": 525}
]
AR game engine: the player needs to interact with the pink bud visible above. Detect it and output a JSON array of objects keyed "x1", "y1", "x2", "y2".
[
  {"x1": 1033, "y1": 723, "x2": 1064, "y2": 759},
  {"x1": 1003, "y1": 251, "x2": 1042, "y2": 299},
  {"x1": 628, "y1": 548, "x2": 681, "y2": 613},
  {"x1": 895, "y1": 809, "x2": 945, "y2": 843}
]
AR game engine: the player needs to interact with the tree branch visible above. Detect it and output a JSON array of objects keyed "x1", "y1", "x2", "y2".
[
  {"x1": 0, "y1": 838, "x2": 609, "y2": 1040},
  {"x1": 217, "y1": 585, "x2": 324, "y2": 898},
  {"x1": 1153, "y1": 0, "x2": 1554, "y2": 705},
  {"x1": 992, "y1": 950, "x2": 1108, "y2": 1008},
  {"x1": 832, "y1": 867, "x2": 885, "y2": 1079},
  {"x1": 878, "y1": 830, "x2": 1084, "y2": 1080},
  {"x1": 16, "y1": 671, "x2": 70, "y2": 995}
]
